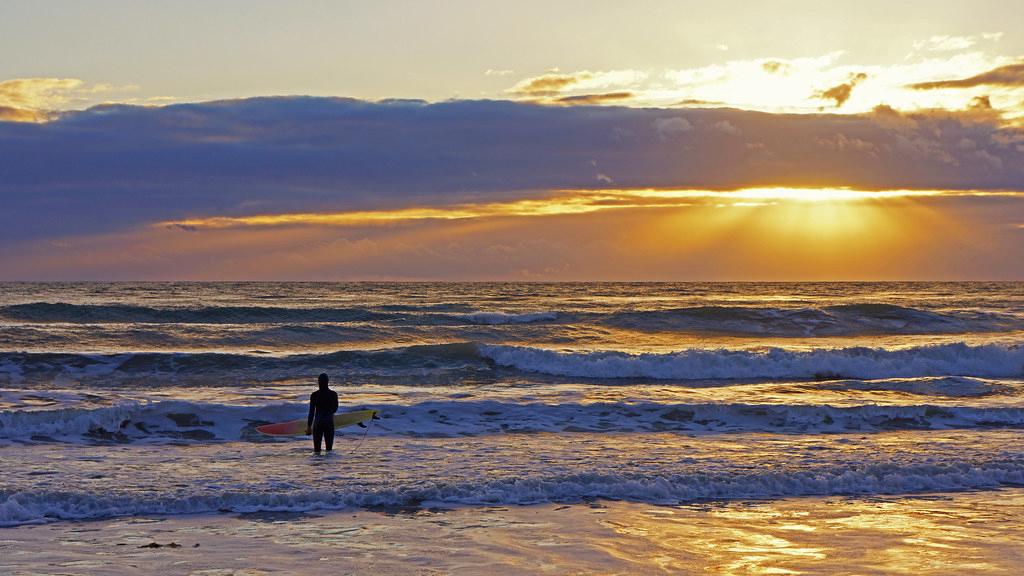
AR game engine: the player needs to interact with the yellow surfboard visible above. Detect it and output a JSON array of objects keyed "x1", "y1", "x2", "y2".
[{"x1": 256, "y1": 409, "x2": 379, "y2": 436}]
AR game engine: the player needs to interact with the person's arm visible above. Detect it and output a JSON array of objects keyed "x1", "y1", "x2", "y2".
[
  {"x1": 330, "y1": 391, "x2": 339, "y2": 414},
  {"x1": 306, "y1": 392, "x2": 316, "y2": 435}
]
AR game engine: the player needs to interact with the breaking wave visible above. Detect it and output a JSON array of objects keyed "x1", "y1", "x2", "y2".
[
  {"x1": 2, "y1": 342, "x2": 1023, "y2": 386},
  {"x1": 0, "y1": 343, "x2": 487, "y2": 386},
  {"x1": 3, "y1": 399, "x2": 1024, "y2": 445},
  {"x1": 3, "y1": 459, "x2": 1023, "y2": 526},
  {"x1": 480, "y1": 342, "x2": 1024, "y2": 380},
  {"x1": 601, "y1": 304, "x2": 1023, "y2": 336}
]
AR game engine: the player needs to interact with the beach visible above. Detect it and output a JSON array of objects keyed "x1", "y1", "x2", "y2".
[
  {"x1": 4, "y1": 491, "x2": 1023, "y2": 575},
  {"x1": 1, "y1": 282, "x2": 1023, "y2": 573}
]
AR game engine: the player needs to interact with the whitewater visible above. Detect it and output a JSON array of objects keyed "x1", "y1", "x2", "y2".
[{"x1": 1, "y1": 281, "x2": 1023, "y2": 527}]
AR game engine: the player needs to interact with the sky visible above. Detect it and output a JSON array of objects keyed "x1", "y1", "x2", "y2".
[{"x1": 1, "y1": 0, "x2": 1023, "y2": 280}]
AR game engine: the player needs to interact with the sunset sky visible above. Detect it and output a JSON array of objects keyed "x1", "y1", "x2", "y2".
[{"x1": 1, "y1": 0, "x2": 1023, "y2": 280}]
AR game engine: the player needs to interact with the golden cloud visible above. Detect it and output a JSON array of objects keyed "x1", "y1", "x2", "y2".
[
  {"x1": 555, "y1": 91, "x2": 634, "y2": 105},
  {"x1": 0, "y1": 77, "x2": 134, "y2": 122},
  {"x1": 509, "y1": 70, "x2": 648, "y2": 104},
  {"x1": 158, "y1": 188, "x2": 1015, "y2": 231},
  {"x1": 0, "y1": 105, "x2": 52, "y2": 123},
  {"x1": 761, "y1": 61, "x2": 791, "y2": 74},
  {"x1": 510, "y1": 72, "x2": 593, "y2": 97},
  {"x1": 909, "y1": 62, "x2": 1024, "y2": 90},
  {"x1": 0, "y1": 78, "x2": 84, "y2": 108},
  {"x1": 815, "y1": 72, "x2": 868, "y2": 108}
]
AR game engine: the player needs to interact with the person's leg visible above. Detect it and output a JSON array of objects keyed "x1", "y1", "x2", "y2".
[
  {"x1": 312, "y1": 423, "x2": 323, "y2": 453},
  {"x1": 324, "y1": 424, "x2": 335, "y2": 452}
]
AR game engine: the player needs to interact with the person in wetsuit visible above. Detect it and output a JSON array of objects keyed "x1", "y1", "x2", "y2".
[{"x1": 305, "y1": 373, "x2": 339, "y2": 453}]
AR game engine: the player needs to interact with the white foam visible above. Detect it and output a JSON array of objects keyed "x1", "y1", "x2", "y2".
[
  {"x1": 480, "y1": 342, "x2": 1024, "y2": 380},
  {"x1": 3, "y1": 461, "x2": 1023, "y2": 526},
  {"x1": 0, "y1": 400, "x2": 301, "y2": 443},
  {"x1": 380, "y1": 400, "x2": 1024, "y2": 436},
  {"x1": 3, "y1": 399, "x2": 1024, "y2": 443}
]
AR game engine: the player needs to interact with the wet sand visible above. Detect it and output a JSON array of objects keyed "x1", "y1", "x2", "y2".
[{"x1": 3, "y1": 489, "x2": 1023, "y2": 575}]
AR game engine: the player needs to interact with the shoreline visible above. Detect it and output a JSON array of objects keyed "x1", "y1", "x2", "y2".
[{"x1": 4, "y1": 490, "x2": 1023, "y2": 575}]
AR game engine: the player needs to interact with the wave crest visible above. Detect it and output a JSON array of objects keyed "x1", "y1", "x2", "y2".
[
  {"x1": 4, "y1": 460, "x2": 1023, "y2": 526},
  {"x1": 480, "y1": 342, "x2": 1024, "y2": 380},
  {"x1": 4, "y1": 399, "x2": 1024, "y2": 444},
  {"x1": 2, "y1": 342, "x2": 1023, "y2": 385},
  {"x1": 602, "y1": 304, "x2": 1022, "y2": 336}
]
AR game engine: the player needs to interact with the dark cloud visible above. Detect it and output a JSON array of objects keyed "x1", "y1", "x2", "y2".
[
  {"x1": 909, "y1": 62, "x2": 1024, "y2": 89},
  {"x1": 555, "y1": 91, "x2": 634, "y2": 105},
  {"x1": 1, "y1": 96, "x2": 1022, "y2": 242},
  {"x1": 815, "y1": 72, "x2": 868, "y2": 107}
]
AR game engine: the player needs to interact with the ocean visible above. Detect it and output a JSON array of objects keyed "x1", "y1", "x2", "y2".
[{"x1": 1, "y1": 282, "x2": 1023, "y2": 572}]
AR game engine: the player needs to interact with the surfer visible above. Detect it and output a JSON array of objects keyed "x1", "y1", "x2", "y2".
[{"x1": 305, "y1": 373, "x2": 339, "y2": 453}]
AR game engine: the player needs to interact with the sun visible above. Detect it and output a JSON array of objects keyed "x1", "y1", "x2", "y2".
[{"x1": 619, "y1": 187, "x2": 959, "y2": 280}]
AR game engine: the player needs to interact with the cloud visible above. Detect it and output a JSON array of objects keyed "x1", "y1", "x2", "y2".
[
  {"x1": 969, "y1": 95, "x2": 993, "y2": 110},
  {"x1": 511, "y1": 72, "x2": 592, "y2": 97},
  {"x1": 815, "y1": 72, "x2": 868, "y2": 107},
  {"x1": 0, "y1": 105, "x2": 51, "y2": 123},
  {"x1": 653, "y1": 117, "x2": 693, "y2": 139},
  {"x1": 912, "y1": 33, "x2": 1004, "y2": 53},
  {"x1": 761, "y1": 61, "x2": 791, "y2": 74},
  {"x1": 555, "y1": 91, "x2": 634, "y2": 105},
  {"x1": 908, "y1": 62, "x2": 1024, "y2": 89},
  {"x1": 1, "y1": 96, "x2": 1022, "y2": 245},
  {"x1": 658, "y1": 52, "x2": 1022, "y2": 116},
  {"x1": 0, "y1": 77, "x2": 134, "y2": 117},
  {"x1": 485, "y1": 69, "x2": 514, "y2": 76},
  {"x1": 711, "y1": 120, "x2": 741, "y2": 135},
  {"x1": 9, "y1": 188, "x2": 1024, "y2": 280},
  {"x1": 815, "y1": 133, "x2": 878, "y2": 158},
  {"x1": 912, "y1": 35, "x2": 976, "y2": 52},
  {"x1": 674, "y1": 98, "x2": 727, "y2": 107},
  {"x1": 0, "y1": 78, "x2": 84, "y2": 108},
  {"x1": 161, "y1": 187, "x2": 1010, "y2": 231},
  {"x1": 509, "y1": 70, "x2": 647, "y2": 102}
]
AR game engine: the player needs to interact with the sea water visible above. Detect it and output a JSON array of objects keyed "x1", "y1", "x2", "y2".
[{"x1": 1, "y1": 282, "x2": 1022, "y2": 526}]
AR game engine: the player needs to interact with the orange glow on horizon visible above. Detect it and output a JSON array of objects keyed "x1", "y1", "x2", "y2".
[
  {"x1": 144, "y1": 186, "x2": 983, "y2": 281},
  {"x1": 11, "y1": 184, "x2": 1018, "y2": 280},
  {"x1": 160, "y1": 187, "x2": 1019, "y2": 230}
]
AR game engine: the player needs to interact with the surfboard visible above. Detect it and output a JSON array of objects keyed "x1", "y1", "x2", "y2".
[{"x1": 256, "y1": 409, "x2": 379, "y2": 436}]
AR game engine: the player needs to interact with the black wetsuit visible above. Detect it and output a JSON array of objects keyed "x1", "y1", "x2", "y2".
[{"x1": 307, "y1": 385, "x2": 339, "y2": 452}]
